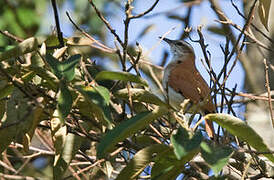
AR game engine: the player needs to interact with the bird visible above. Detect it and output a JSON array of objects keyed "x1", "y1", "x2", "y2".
[{"x1": 161, "y1": 37, "x2": 215, "y2": 139}]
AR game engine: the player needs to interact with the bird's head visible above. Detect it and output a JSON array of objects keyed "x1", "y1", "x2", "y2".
[{"x1": 161, "y1": 37, "x2": 195, "y2": 60}]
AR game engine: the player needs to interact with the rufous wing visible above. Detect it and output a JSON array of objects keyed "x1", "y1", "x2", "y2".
[
  {"x1": 168, "y1": 60, "x2": 215, "y2": 139},
  {"x1": 168, "y1": 61, "x2": 215, "y2": 112}
]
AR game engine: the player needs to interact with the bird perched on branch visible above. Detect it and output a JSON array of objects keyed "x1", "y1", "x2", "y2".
[{"x1": 161, "y1": 37, "x2": 215, "y2": 139}]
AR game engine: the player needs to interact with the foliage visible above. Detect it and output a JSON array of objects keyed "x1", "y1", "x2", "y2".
[{"x1": 0, "y1": 0, "x2": 274, "y2": 179}]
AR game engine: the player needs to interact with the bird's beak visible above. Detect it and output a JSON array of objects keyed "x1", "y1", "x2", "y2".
[{"x1": 160, "y1": 37, "x2": 175, "y2": 45}]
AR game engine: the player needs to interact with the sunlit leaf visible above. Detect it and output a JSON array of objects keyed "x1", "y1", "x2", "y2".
[
  {"x1": 94, "y1": 85, "x2": 111, "y2": 105},
  {"x1": 0, "y1": 37, "x2": 38, "y2": 61},
  {"x1": 21, "y1": 71, "x2": 36, "y2": 83},
  {"x1": 97, "y1": 106, "x2": 168, "y2": 159},
  {"x1": 258, "y1": 0, "x2": 271, "y2": 31},
  {"x1": 205, "y1": 113, "x2": 274, "y2": 163},
  {"x1": 67, "y1": 36, "x2": 95, "y2": 46},
  {"x1": 115, "y1": 88, "x2": 168, "y2": 107},
  {"x1": 67, "y1": 36, "x2": 100, "y2": 55},
  {"x1": 45, "y1": 34, "x2": 61, "y2": 47},
  {"x1": 201, "y1": 142, "x2": 233, "y2": 176},
  {"x1": 171, "y1": 127, "x2": 203, "y2": 160},
  {"x1": 95, "y1": 71, "x2": 148, "y2": 87},
  {"x1": 116, "y1": 144, "x2": 169, "y2": 180}
]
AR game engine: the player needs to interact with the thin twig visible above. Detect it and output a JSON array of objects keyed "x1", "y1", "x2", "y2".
[
  {"x1": 263, "y1": 59, "x2": 274, "y2": 127},
  {"x1": 51, "y1": 0, "x2": 64, "y2": 47},
  {"x1": 130, "y1": 0, "x2": 160, "y2": 19},
  {"x1": 66, "y1": 11, "x2": 115, "y2": 53},
  {"x1": 0, "y1": 30, "x2": 23, "y2": 42},
  {"x1": 88, "y1": 0, "x2": 123, "y2": 46},
  {"x1": 230, "y1": 0, "x2": 274, "y2": 44}
]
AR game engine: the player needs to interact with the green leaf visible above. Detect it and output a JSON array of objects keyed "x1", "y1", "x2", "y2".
[
  {"x1": 45, "y1": 34, "x2": 61, "y2": 47},
  {"x1": 76, "y1": 85, "x2": 113, "y2": 127},
  {"x1": 115, "y1": 88, "x2": 168, "y2": 107},
  {"x1": 30, "y1": 66, "x2": 58, "y2": 91},
  {"x1": 0, "y1": 89, "x2": 42, "y2": 153},
  {"x1": 201, "y1": 142, "x2": 233, "y2": 176},
  {"x1": 97, "y1": 106, "x2": 168, "y2": 159},
  {"x1": 0, "y1": 100, "x2": 5, "y2": 120},
  {"x1": 94, "y1": 85, "x2": 111, "y2": 105},
  {"x1": 45, "y1": 54, "x2": 81, "y2": 81},
  {"x1": 22, "y1": 107, "x2": 43, "y2": 152},
  {"x1": 116, "y1": 144, "x2": 169, "y2": 180},
  {"x1": 171, "y1": 127, "x2": 203, "y2": 160},
  {"x1": 60, "y1": 54, "x2": 81, "y2": 81},
  {"x1": 258, "y1": 0, "x2": 271, "y2": 31},
  {"x1": 0, "y1": 37, "x2": 38, "y2": 61},
  {"x1": 0, "y1": 84, "x2": 14, "y2": 99},
  {"x1": 45, "y1": 54, "x2": 62, "y2": 79},
  {"x1": 95, "y1": 71, "x2": 148, "y2": 87},
  {"x1": 17, "y1": 8, "x2": 40, "y2": 28},
  {"x1": 21, "y1": 71, "x2": 36, "y2": 83},
  {"x1": 151, "y1": 143, "x2": 199, "y2": 180},
  {"x1": 57, "y1": 81, "x2": 72, "y2": 121},
  {"x1": 205, "y1": 113, "x2": 274, "y2": 163},
  {"x1": 53, "y1": 133, "x2": 84, "y2": 180}
]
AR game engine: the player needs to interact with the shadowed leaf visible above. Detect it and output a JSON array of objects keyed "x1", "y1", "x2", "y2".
[
  {"x1": 45, "y1": 54, "x2": 81, "y2": 81},
  {"x1": 201, "y1": 142, "x2": 233, "y2": 176},
  {"x1": 76, "y1": 85, "x2": 113, "y2": 128},
  {"x1": 97, "y1": 106, "x2": 168, "y2": 159},
  {"x1": 0, "y1": 84, "x2": 14, "y2": 99},
  {"x1": 151, "y1": 141, "x2": 199, "y2": 180},
  {"x1": 116, "y1": 144, "x2": 169, "y2": 180},
  {"x1": 57, "y1": 81, "x2": 72, "y2": 121},
  {"x1": 171, "y1": 127, "x2": 203, "y2": 160},
  {"x1": 53, "y1": 132, "x2": 84, "y2": 180}
]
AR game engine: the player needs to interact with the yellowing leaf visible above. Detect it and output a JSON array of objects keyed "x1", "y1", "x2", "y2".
[
  {"x1": 95, "y1": 71, "x2": 148, "y2": 87},
  {"x1": 115, "y1": 88, "x2": 168, "y2": 107}
]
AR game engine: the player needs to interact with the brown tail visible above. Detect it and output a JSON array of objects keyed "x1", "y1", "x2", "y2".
[
  {"x1": 205, "y1": 119, "x2": 215, "y2": 139},
  {"x1": 204, "y1": 110, "x2": 215, "y2": 139}
]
